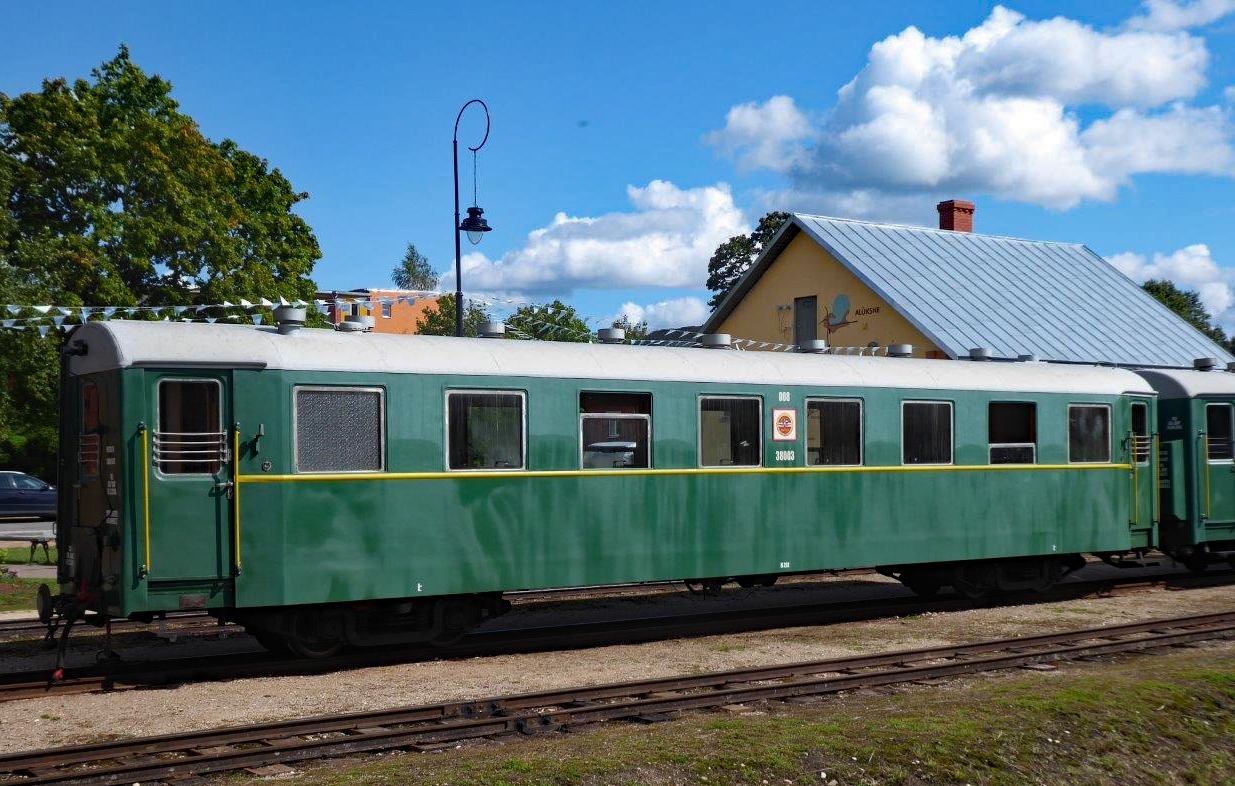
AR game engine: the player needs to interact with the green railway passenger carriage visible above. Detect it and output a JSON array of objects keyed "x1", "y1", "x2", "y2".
[
  {"x1": 46, "y1": 319, "x2": 1160, "y2": 656},
  {"x1": 1134, "y1": 365, "x2": 1235, "y2": 572}
]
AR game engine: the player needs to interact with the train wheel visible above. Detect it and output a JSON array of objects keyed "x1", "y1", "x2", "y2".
[
  {"x1": 950, "y1": 566, "x2": 991, "y2": 600},
  {"x1": 252, "y1": 632, "x2": 290, "y2": 656},
  {"x1": 284, "y1": 635, "x2": 344, "y2": 659},
  {"x1": 1185, "y1": 556, "x2": 1210, "y2": 575}
]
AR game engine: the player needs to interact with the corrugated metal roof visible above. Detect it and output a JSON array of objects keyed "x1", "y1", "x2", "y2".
[{"x1": 708, "y1": 214, "x2": 1232, "y2": 369}]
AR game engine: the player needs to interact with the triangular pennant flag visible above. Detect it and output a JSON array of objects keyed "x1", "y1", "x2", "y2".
[
  {"x1": 1, "y1": 320, "x2": 14, "y2": 329},
  {"x1": 196, "y1": 305, "x2": 210, "y2": 313},
  {"x1": 52, "y1": 316, "x2": 66, "y2": 326},
  {"x1": 5, "y1": 305, "x2": 19, "y2": 315},
  {"x1": 37, "y1": 326, "x2": 49, "y2": 337},
  {"x1": 173, "y1": 306, "x2": 189, "y2": 315},
  {"x1": 239, "y1": 299, "x2": 254, "y2": 309},
  {"x1": 316, "y1": 302, "x2": 329, "y2": 315},
  {"x1": 251, "y1": 314, "x2": 263, "y2": 325},
  {"x1": 32, "y1": 305, "x2": 51, "y2": 314},
  {"x1": 259, "y1": 298, "x2": 274, "y2": 308},
  {"x1": 206, "y1": 317, "x2": 217, "y2": 323}
]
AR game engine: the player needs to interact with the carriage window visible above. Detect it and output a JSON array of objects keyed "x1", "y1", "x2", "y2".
[
  {"x1": 448, "y1": 391, "x2": 525, "y2": 470},
  {"x1": 902, "y1": 401, "x2": 952, "y2": 465},
  {"x1": 699, "y1": 396, "x2": 761, "y2": 467},
  {"x1": 988, "y1": 402, "x2": 1036, "y2": 464},
  {"x1": 295, "y1": 387, "x2": 384, "y2": 473},
  {"x1": 1131, "y1": 402, "x2": 1151, "y2": 464},
  {"x1": 806, "y1": 399, "x2": 862, "y2": 466},
  {"x1": 1206, "y1": 403, "x2": 1233, "y2": 462},
  {"x1": 581, "y1": 392, "x2": 651, "y2": 469},
  {"x1": 156, "y1": 380, "x2": 223, "y2": 475},
  {"x1": 1068, "y1": 404, "x2": 1111, "y2": 463}
]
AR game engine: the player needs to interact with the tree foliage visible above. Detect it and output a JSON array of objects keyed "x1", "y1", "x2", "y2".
[
  {"x1": 1142, "y1": 279, "x2": 1228, "y2": 345},
  {"x1": 414, "y1": 294, "x2": 492, "y2": 337},
  {"x1": 612, "y1": 314, "x2": 649, "y2": 342},
  {"x1": 507, "y1": 299, "x2": 591, "y2": 342},
  {"x1": 705, "y1": 211, "x2": 791, "y2": 308},
  {"x1": 0, "y1": 47, "x2": 322, "y2": 477},
  {"x1": 391, "y1": 244, "x2": 439, "y2": 291}
]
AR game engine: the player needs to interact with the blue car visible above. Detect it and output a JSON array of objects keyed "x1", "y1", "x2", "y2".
[{"x1": 0, "y1": 472, "x2": 56, "y2": 521}]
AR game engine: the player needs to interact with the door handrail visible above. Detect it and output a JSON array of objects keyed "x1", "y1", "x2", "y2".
[{"x1": 140, "y1": 423, "x2": 151, "y2": 577}]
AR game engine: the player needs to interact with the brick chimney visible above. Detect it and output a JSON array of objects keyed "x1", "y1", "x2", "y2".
[{"x1": 936, "y1": 199, "x2": 975, "y2": 232}]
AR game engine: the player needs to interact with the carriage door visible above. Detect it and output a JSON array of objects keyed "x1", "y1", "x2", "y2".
[
  {"x1": 146, "y1": 373, "x2": 232, "y2": 582},
  {"x1": 1202, "y1": 401, "x2": 1235, "y2": 528},
  {"x1": 1128, "y1": 400, "x2": 1155, "y2": 548}
]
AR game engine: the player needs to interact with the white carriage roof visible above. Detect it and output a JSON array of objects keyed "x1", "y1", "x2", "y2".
[
  {"x1": 69, "y1": 321, "x2": 1154, "y2": 396},
  {"x1": 1133, "y1": 367, "x2": 1235, "y2": 398}
]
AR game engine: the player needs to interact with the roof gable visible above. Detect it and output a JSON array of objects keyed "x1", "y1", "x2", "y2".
[{"x1": 705, "y1": 214, "x2": 1232, "y2": 368}]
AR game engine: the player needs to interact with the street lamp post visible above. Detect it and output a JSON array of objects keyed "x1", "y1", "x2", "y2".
[{"x1": 453, "y1": 99, "x2": 493, "y2": 337}]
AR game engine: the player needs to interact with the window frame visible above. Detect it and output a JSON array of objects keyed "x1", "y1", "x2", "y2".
[
  {"x1": 155, "y1": 377, "x2": 225, "y2": 478},
  {"x1": 1067, "y1": 403, "x2": 1112, "y2": 465},
  {"x1": 1205, "y1": 402, "x2": 1234, "y2": 464},
  {"x1": 444, "y1": 388, "x2": 528, "y2": 472},
  {"x1": 697, "y1": 394, "x2": 764, "y2": 469},
  {"x1": 900, "y1": 400, "x2": 954, "y2": 466},
  {"x1": 380, "y1": 301, "x2": 392, "y2": 319},
  {"x1": 579, "y1": 412, "x2": 653, "y2": 470},
  {"x1": 293, "y1": 385, "x2": 387, "y2": 474},
  {"x1": 804, "y1": 396, "x2": 864, "y2": 467},
  {"x1": 987, "y1": 400, "x2": 1037, "y2": 465}
]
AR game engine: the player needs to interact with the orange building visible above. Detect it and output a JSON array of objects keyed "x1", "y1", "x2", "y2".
[{"x1": 315, "y1": 289, "x2": 442, "y2": 335}]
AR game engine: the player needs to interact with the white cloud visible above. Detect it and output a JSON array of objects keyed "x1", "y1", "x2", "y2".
[
  {"x1": 1109, "y1": 244, "x2": 1235, "y2": 326},
  {"x1": 617, "y1": 297, "x2": 711, "y2": 330},
  {"x1": 710, "y1": 5, "x2": 1235, "y2": 216},
  {"x1": 1126, "y1": 0, "x2": 1235, "y2": 31},
  {"x1": 704, "y1": 96, "x2": 815, "y2": 173},
  {"x1": 440, "y1": 180, "x2": 746, "y2": 295}
]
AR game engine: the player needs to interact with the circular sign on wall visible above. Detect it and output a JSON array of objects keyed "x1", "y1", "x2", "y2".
[{"x1": 772, "y1": 408, "x2": 797, "y2": 441}]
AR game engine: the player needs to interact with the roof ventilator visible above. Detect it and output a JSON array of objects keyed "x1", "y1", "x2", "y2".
[
  {"x1": 887, "y1": 344, "x2": 913, "y2": 358},
  {"x1": 969, "y1": 347, "x2": 992, "y2": 361},
  {"x1": 273, "y1": 305, "x2": 307, "y2": 336},
  {"x1": 699, "y1": 333, "x2": 732, "y2": 350},
  {"x1": 1017, "y1": 353, "x2": 1039, "y2": 362},
  {"x1": 1194, "y1": 357, "x2": 1218, "y2": 372},
  {"x1": 338, "y1": 314, "x2": 372, "y2": 332},
  {"x1": 480, "y1": 321, "x2": 506, "y2": 339},
  {"x1": 795, "y1": 340, "x2": 827, "y2": 354},
  {"x1": 597, "y1": 328, "x2": 625, "y2": 344}
]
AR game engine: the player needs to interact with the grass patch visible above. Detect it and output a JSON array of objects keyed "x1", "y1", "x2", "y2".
[
  {"x1": 0, "y1": 574, "x2": 55, "y2": 612},
  {"x1": 274, "y1": 644, "x2": 1235, "y2": 786},
  {"x1": 0, "y1": 545, "x2": 57, "y2": 566}
]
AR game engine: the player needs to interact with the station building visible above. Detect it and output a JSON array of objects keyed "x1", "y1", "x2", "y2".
[
  {"x1": 314, "y1": 288, "x2": 441, "y2": 335},
  {"x1": 701, "y1": 200, "x2": 1233, "y2": 368}
]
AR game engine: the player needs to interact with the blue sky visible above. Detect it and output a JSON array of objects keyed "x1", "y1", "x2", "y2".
[{"x1": 4, "y1": 1, "x2": 1235, "y2": 332}]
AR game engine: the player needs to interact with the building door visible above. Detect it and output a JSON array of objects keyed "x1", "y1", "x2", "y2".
[
  {"x1": 794, "y1": 296, "x2": 818, "y2": 346},
  {"x1": 145, "y1": 373, "x2": 233, "y2": 581}
]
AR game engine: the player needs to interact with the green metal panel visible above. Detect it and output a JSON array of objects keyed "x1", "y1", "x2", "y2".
[{"x1": 98, "y1": 362, "x2": 1149, "y2": 617}]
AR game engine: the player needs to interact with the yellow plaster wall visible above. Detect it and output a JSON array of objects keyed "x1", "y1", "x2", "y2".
[{"x1": 715, "y1": 232, "x2": 943, "y2": 358}]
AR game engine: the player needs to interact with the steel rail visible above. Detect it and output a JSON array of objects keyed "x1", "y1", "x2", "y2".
[
  {"x1": 0, "y1": 611, "x2": 1231, "y2": 785},
  {"x1": 0, "y1": 567, "x2": 1230, "y2": 704}
]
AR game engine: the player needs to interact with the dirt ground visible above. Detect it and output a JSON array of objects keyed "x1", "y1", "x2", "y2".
[{"x1": 1, "y1": 573, "x2": 1232, "y2": 755}]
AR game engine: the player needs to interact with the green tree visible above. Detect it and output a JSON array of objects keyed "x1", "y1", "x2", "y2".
[
  {"x1": 507, "y1": 299, "x2": 591, "y2": 342},
  {"x1": 1142, "y1": 279, "x2": 1227, "y2": 344},
  {"x1": 0, "y1": 46, "x2": 320, "y2": 308},
  {"x1": 612, "y1": 314, "x2": 649, "y2": 342},
  {"x1": 391, "y1": 244, "x2": 439, "y2": 291},
  {"x1": 414, "y1": 293, "x2": 492, "y2": 337},
  {"x1": 705, "y1": 211, "x2": 791, "y2": 308},
  {"x1": 0, "y1": 48, "x2": 322, "y2": 476}
]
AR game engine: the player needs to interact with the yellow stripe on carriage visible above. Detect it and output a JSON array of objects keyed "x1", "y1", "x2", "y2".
[{"x1": 237, "y1": 462, "x2": 1132, "y2": 484}]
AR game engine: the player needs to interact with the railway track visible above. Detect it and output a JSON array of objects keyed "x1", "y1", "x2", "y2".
[
  {"x1": 0, "y1": 567, "x2": 1229, "y2": 703},
  {"x1": 1, "y1": 610, "x2": 1231, "y2": 785}
]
